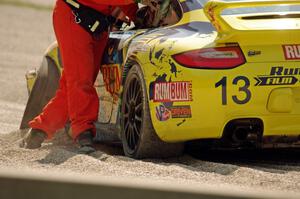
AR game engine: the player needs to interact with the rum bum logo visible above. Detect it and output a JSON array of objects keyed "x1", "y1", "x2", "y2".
[
  {"x1": 255, "y1": 66, "x2": 300, "y2": 86},
  {"x1": 153, "y1": 81, "x2": 192, "y2": 102}
]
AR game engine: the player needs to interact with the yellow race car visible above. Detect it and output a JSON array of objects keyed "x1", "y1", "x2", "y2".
[{"x1": 21, "y1": 0, "x2": 300, "y2": 158}]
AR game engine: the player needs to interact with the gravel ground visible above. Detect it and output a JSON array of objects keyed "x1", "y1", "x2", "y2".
[
  {"x1": 22, "y1": 0, "x2": 54, "y2": 6},
  {"x1": 0, "y1": 2, "x2": 299, "y2": 196}
]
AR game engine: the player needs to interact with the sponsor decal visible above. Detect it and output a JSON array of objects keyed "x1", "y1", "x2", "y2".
[
  {"x1": 101, "y1": 64, "x2": 121, "y2": 95},
  {"x1": 156, "y1": 104, "x2": 171, "y2": 121},
  {"x1": 155, "y1": 104, "x2": 192, "y2": 122},
  {"x1": 248, "y1": 50, "x2": 261, "y2": 57},
  {"x1": 255, "y1": 66, "x2": 300, "y2": 86},
  {"x1": 153, "y1": 81, "x2": 192, "y2": 102},
  {"x1": 283, "y1": 44, "x2": 300, "y2": 60},
  {"x1": 170, "y1": 105, "x2": 192, "y2": 118}
]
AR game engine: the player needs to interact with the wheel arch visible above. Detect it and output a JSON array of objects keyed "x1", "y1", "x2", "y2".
[
  {"x1": 120, "y1": 57, "x2": 168, "y2": 142},
  {"x1": 120, "y1": 63, "x2": 184, "y2": 158},
  {"x1": 122, "y1": 57, "x2": 145, "y2": 85}
]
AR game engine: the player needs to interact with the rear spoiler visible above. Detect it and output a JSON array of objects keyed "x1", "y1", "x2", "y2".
[{"x1": 203, "y1": 0, "x2": 300, "y2": 35}]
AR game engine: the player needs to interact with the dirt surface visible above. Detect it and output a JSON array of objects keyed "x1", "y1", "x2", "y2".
[
  {"x1": 23, "y1": 0, "x2": 54, "y2": 6},
  {"x1": 0, "y1": 2, "x2": 300, "y2": 196}
]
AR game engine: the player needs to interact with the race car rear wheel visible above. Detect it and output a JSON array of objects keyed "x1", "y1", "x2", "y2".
[
  {"x1": 20, "y1": 56, "x2": 60, "y2": 130},
  {"x1": 121, "y1": 64, "x2": 184, "y2": 159}
]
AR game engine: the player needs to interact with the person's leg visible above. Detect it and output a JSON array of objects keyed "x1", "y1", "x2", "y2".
[
  {"x1": 29, "y1": 71, "x2": 69, "y2": 139},
  {"x1": 23, "y1": 70, "x2": 69, "y2": 149},
  {"x1": 27, "y1": 0, "x2": 72, "y2": 140},
  {"x1": 25, "y1": 0, "x2": 108, "y2": 151},
  {"x1": 68, "y1": 35, "x2": 108, "y2": 140},
  {"x1": 51, "y1": 0, "x2": 108, "y2": 140}
]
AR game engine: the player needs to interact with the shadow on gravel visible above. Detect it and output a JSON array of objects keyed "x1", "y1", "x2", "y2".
[
  {"x1": 37, "y1": 147, "x2": 77, "y2": 165},
  {"x1": 187, "y1": 147, "x2": 300, "y2": 173},
  {"x1": 150, "y1": 155, "x2": 240, "y2": 175},
  {"x1": 94, "y1": 143, "x2": 124, "y2": 156},
  {"x1": 37, "y1": 131, "x2": 78, "y2": 165},
  {"x1": 37, "y1": 132, "x2": 125, "y2": 165}
]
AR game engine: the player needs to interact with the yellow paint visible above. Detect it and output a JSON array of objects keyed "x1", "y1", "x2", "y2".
[
  {"x1": 203, "y1": 0, "x2": 300, "y2": 43},
  {"x1": 267, "y1": 88, "x2": 293, "y2": 113},
  {"x1": 45, "y1": 42, "x2": 62, "y2": 72},
  {"x1": 26, "y1": 70, "x2": 37, "y2": 94},
  {"x1": 134, "y1": 0, "x2": 300, "y2": 142},
  {"x1": 143, "y1": 59, "x2": 300, "y2": 142}
]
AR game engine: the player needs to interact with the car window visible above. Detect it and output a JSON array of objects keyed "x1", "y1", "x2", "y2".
[{"x1": 197, "y1": 0, "x2": 300, "y2": 15}]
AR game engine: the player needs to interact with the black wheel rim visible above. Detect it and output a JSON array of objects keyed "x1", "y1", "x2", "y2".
[{"x1": 123, "y1": 76, "x2": 143, "y2": 152}]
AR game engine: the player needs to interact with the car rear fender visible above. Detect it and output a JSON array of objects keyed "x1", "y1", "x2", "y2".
[
  {"x1": 27, "y1": 42, "x2": 62, "y2": 94},
  {"x1": 44, "y1": 41, "x2": 62, "y2": 72}
]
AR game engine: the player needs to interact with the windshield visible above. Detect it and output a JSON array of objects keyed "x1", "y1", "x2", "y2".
[{"x1": 197, "y1": 0, "x2": 300, "y2": 15}]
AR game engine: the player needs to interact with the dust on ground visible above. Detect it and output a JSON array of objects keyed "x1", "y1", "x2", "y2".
[{"x1": 0, "y1": 130, "x2": 299, "y2": 194}]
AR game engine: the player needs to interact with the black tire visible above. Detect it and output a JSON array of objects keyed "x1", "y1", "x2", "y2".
[
  {"x1": 121, "y1": 64, "x2": 184, "y2": 159},
  {"x1": 20, "y1": 56, "x2": 60, "y2": 130}
]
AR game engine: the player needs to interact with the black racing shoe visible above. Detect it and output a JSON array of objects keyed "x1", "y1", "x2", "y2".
[
  {"x1": 77, "y1": 131, "x2": 96, "y2": 154},
  {"x1": 20, "y1": 128, "x2": 47, "y2": 149}
]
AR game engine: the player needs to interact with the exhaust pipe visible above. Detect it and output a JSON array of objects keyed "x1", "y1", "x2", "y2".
[
  {"x1": 222, "y1": 119, "x2": 263, "y2": 147},
  {"x1": 232, "y1": 126, "x2": 249, "y2": 143}
]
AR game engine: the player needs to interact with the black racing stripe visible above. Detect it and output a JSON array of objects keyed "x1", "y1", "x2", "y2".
[{"x1": 181, "y1": 0, "x2": 203, "y2": 13}]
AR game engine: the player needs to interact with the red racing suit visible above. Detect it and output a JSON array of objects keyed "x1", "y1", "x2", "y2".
[{"x1": 29, "y1": 0, "x2": 137, "y2": 140}]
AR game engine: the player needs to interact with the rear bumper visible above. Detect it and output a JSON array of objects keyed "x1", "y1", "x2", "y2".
[{"x1": 145, "y1": 62, "x2": 300, "y2": 143}]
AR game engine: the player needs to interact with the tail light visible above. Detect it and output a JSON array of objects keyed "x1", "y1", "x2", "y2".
[{"x1": 172, "y1": 46, "x2": 246, "y2": 69}]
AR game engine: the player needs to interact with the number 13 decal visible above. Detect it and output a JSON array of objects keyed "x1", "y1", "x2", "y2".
[{"x1": 215, "y1": 76, "x2": 251, "y2": 105}]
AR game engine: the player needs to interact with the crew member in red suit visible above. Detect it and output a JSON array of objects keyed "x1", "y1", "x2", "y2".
[{"x1": 21, "y1": 0, "x2": 141, "y2": 154}]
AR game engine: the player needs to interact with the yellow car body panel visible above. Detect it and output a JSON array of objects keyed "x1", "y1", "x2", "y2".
[
  {"x1": 132, "y1": 0, "x2": 300, "y2": 142},
  {"x1": 144, "y1": 60, "x2": 300, "y2": 142},
  {"x1": 25, "y1": 70, "x2": 37, "y2": 94},
  {"x1": 45, "y1": 41, "x2": 62, "y2": 72}
]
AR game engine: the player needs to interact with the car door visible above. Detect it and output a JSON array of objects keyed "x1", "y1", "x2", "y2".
[{"x1": 96, "y1": 30, "x2": 137, "y2": 124}]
